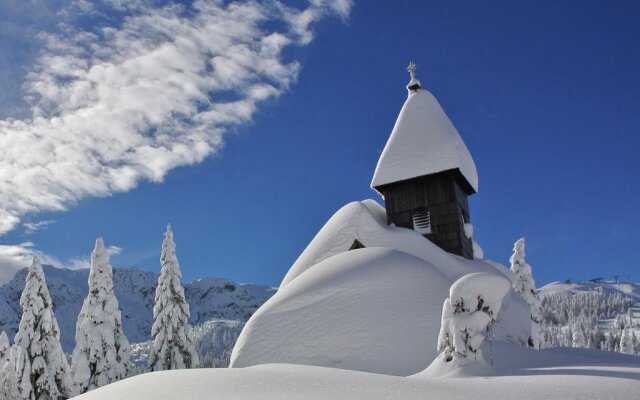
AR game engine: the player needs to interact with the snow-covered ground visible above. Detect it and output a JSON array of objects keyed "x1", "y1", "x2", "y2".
[
  {"x1": 231, "y1": 200, "x2": 530, "y2": 375},
  {"x1": 76, "y1": 343, "x2": 640, "y2": 400}
]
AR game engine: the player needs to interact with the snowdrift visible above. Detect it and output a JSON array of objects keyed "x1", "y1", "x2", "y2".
[
  {"x1": 231, "y1": 200, "x2": 530, "y2": 375},
  {"x1": 232, "y1": 247, "x2": 450, "y2": 375},
  {"x1": 75, "y1": 345, "x2": 640, "y2": 400}
]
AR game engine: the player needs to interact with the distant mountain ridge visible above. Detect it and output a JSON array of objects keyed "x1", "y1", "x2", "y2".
[
  {"x1": 0, "y1": 265, "x2": 276, "y2": 352},
  {"x1": 540, "y1": 280, "x2": 640, "y2": 300}
]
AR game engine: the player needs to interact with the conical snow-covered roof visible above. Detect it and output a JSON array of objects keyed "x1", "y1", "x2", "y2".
[{"x1": 371, "y1": 67, "x2": 478, "y2": 193}]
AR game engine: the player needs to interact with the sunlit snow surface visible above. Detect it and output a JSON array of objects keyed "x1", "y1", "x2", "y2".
[
  {"x1": 231, "y1": 200, "x2": 530, "y2": 375},
  {"x1": 76, "y1": 344, "x2": 640, "y2": 400}
]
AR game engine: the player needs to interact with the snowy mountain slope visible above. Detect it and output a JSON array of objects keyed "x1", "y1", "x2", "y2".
[
  {"x1": 538, "y1": 280, "x2": 640, "y2": 352},
  {"x1": 75, "y1": 344, "x2": 640, "y2": 400},
  {"x1": 0, "y1": 265, "x2": 275, "y2": 352},
  {"x1": 132, "y1": 319, "x2": 246, "y2": 369},
  {"x1": 231, "y1": 200, "x2": 531, "y2": 375},
  {"x1": 540, "y1": 280, "x2": 640, "y2": 300}
]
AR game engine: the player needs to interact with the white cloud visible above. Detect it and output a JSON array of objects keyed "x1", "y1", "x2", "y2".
[
  {"x1": 22, "y1": 219, "x2": 56, "y2": 234},
  {"x1": 67, "y1": 256, "x2": 91, "y2": 270},
  {"x1": 0, "y1": 241, "x2": 125, "y2": 284},
  {"x1": 107, "y1": 245, "x2": 123, "y2": 256},
  {"x1": 0, "y1": 0, "x2": 352, "y2": 235},
  {"x1": 0, "y1": 242, "x2": 64, "y2": 284}
]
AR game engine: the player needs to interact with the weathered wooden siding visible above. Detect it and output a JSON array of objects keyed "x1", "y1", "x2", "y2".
[{"x1": 375, "y1": 168, "x2": 474, "y2": 260}]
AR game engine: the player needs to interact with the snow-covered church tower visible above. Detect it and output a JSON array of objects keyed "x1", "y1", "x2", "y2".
[{"x1": 371, "y1": 63, "x2": 478, "y2": 259}]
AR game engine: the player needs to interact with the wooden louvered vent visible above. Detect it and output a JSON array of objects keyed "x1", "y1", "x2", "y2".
[{"x1": 412, "y1": 207, "x2": 432, "y2": 235}]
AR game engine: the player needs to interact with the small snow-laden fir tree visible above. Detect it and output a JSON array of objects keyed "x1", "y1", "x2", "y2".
[
  {"x1": 148, "y1": 225, "x2": 199, "y2": 371},
  {"x1": 437, "y1": 273, "x2": 512, "y2": 363},
  {"x1": 620, "y1": 327, "x2": 635, "y2": 354},
  {"x1": 0, "y1": 331, "x2": 10, "y2": 368},
  {"x1": 0, "y1": 333, "x2": 19, "y2": 400},
  {"x1": 13, "y1": 257, "x2": 76, "y2": 400},
  {"x1": 572, "y1": 325, "x2": 586, "y2": 348},
  {"x1": 0, "y1": 347, "x2": 20, "y2": 400},
  {"x1": 510, "y1": 238, "x2": 542, "y2": 348},
  {"x1": 71, "y1": 238, "x2": 131, "y2": 394}
]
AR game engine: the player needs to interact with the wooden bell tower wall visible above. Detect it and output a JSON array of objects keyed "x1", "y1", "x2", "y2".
[{"x1": 375, "y1": 168, "x2": 474, "y2": 260}]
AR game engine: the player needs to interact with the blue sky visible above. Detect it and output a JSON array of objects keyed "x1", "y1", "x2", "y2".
[{"x1": 0, "y1": 0, "x2": 638, "y2": 286}]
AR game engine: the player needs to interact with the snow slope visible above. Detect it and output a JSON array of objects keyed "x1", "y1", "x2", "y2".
[
  {"x1": 0, "y1": 265, "x2": 274, "y2": 352},
  {"x1": 233, "y1": 247, "x2": 451, "y2": 375},
  {"x1": 231, "y1": 200, "x2": 530, "y2": 375},
  {"x1": 538, "y1": 279, "x2": 640, "y2": 352},
  {"x1": 131, "y1": 320, "x2": 246, "y2": 369},
  {"x1": 75, "y1": 344, "x2": 640, "y2": 400},
  {"x1": 540, "y1": 280, "x2": 640, "y2": 301}
]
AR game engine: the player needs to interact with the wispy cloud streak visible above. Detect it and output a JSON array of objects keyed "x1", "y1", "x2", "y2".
[{"x1": 0, "y1": 0, "x2": 352, "y2": 235}]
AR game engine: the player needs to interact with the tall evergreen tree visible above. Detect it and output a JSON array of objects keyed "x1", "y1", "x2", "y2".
[
  {"x1": 13, "y1": 257, "x2": 75, "y2": 400},
  {"x1": 148, "y1": 225, "x2": 199, "y2": 371},
  {"x1": 510, "y1": 238, "x2": 542, "y2": 348},
  {"x1": 71, "y1": 238, "x2": 131, "y2": 393}
]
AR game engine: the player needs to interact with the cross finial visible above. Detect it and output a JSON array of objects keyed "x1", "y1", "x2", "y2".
[
  {"x1": 406, "y1": 62, "x2": 421, "y2": 92},
  {"x1": 407, "y1": 62, "x2": 418, "y2": 80}
]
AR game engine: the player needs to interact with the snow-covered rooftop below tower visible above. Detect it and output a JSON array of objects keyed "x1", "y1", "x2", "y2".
[{"x1": 371, "y1": 74, "x2": 479, "y2": 192}]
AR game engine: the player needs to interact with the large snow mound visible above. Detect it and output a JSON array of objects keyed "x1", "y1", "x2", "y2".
[
  {"x1": 231, "y1": 200, "x2": 530, "y2": 375},
  {"x1": 371, "y1": 88, "x2": 478, "y2": 192},
  {"x1": 75, "y1": 346, "x2": 640, "y2": 400},
  {"x1": 231, "y1": 247, "x2": 450, "y2": 375}
]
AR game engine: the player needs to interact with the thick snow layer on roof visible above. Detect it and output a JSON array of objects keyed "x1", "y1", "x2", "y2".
[
  {"x1": 371, "y1": 88, "x2": 478, "y2": 192},
  {"x1": 281, "y1": 200, "x2": 497, "y2": 288},
  {"x1": 231, "y1": 200, "x2": 530, "y2": 376},
  {"x1": 75, "y1": 345, "x2": 640, "y2": 400}
]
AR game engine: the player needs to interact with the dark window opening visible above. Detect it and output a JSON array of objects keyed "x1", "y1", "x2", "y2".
[{"x1": 349, "y1": 239, "x2": 365, "y2": 250}]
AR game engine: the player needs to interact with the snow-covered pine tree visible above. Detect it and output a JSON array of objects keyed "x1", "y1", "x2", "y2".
[
  {"x1": 71, "y1": 238, "x2": 131, "y2": 393},
  {"x1": 13, "y1": 257, "x2": 75, "y2": 400},
  {"x1": 148, "y1": 225, "x2": 199, "y2": 371},
  {"x1": 620, "y1": 327, "x2": 634, "y2": 354},
  {"x1": 0, "y1": 349, "x2": 19, "y2": 400},
  {"x1": 510, "y1": 238, "x2": 542, "y2": 348},
  {"x1": 437, "y1": 273, "x2": 512, "y2": 363},
  {"x1": 572, "y1": 325, "x2": 586, "y2": 348},
  {"x1": 0, "y1": 331, "x2": 10, "y2": 367}
]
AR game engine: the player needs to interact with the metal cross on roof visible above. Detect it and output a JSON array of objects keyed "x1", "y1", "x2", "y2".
[{"x1": 407, "y1": 62, "x2": 418, "y2": 80}]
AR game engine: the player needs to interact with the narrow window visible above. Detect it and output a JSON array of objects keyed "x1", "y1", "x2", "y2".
[
  {"x1": 349, "y1": 239, "x2": 365, "y2": 250},
  {"x1": 412, "y1": 207, "x2": 432, "y2": 235}
]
